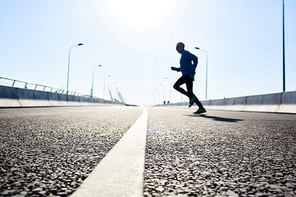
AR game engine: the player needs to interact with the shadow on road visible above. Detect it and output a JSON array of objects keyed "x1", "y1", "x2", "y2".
[{"x1": 187, "y1": 114, "x2": 244, "y2": 123}]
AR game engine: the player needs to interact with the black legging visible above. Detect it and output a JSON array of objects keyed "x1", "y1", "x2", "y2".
[{"x1": 173, "y1": 75, "x2": 203, "y2": 108}]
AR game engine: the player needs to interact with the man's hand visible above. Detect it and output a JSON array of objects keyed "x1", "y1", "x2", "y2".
[{"x1": 171, "y1": 67, "x2": 175, "y2": 71}]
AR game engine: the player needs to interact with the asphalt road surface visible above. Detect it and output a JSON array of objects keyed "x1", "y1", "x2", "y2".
[
  {"x1": 1, "y1": 105, "x2": 296, "y2": 197},
  {"x1": 0, "y1": 105, "x2": 142, "y2": 197},
  {"x1": 144, "y1": 107, "x2": 296, "y2": 196}
]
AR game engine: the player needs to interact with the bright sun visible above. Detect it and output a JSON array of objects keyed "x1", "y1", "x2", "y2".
[{"x1": 103, "y1": 0, "x2": 177, "y2": 32}]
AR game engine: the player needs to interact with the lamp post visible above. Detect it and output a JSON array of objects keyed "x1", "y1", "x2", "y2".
[
  {"x1": 160, "y1": 83, "x2": 165, "y2": 104},
  {"x1": 90, "y1": 65, "x2": 102, "y2": 98},
  {"x1": 152, "y1": 91, "x2": 157, "y2": 106},
  {"x1": 283, "y1": 0, "x2": 286, "y2": 92},
  {"x1": 155, "y1": 88, "x2": 159, "y2": 105},
  {"x1": 115, "y1": 87, "x2": 120, "y2": 101},
  {"x1": 67, "y1": 43, "x2": 83, "y2": 93},
  {"x1": 103, "y1": 75, "x2": 111, "y2": 97},
  {"x1": 165, "y1": 77, "x2": 171, "y2": 103},
  {"x1": 195, "y1": 47, "x2": 208, "y2": 99},
  {"x1": 150, "y1": 95, "x2": 155, "y2": 106},
  {"x1": 111, "y1": 82, "x2": 116, "y2": 100}
]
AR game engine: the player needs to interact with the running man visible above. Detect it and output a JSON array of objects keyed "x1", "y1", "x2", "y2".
[{"x1": 171, "y1": 42, "x2": 206, "y2": 114}]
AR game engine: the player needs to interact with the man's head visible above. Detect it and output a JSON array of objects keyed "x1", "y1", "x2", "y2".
[{"x1": 176, "y1": 42, "x2": 185, "y2": 53}]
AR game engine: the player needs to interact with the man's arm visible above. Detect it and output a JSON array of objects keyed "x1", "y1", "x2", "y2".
[
  {"x1": 189, "y1": 52, "x2": 198, "y2": 71},
  {"x1": 171, "y1": 67, "x2": 181, "y2": 72}
]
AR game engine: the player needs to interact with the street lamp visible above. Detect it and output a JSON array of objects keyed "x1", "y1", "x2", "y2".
[
  {"x1": 152, "y1": 93, "x2": 157, "y2": 106},
  {"x1": 115, "y1": 87, "x2": 120, "y2": 101},
  {"x1": 165, "y1": 77, "x2": 171, "y2": 103},
  {"x1": 111, "y1": 82, "x2": 116, "y2": 100},
  {"x1": 67, "y1": 43, "x2": 83, "y2": 93},
  {"x1": 283, "y1": 0, "x2": 286, "y2": 92},
  {"x1": 195, "y1": 47, "x2": 208, "y2": 99},
  {"x1": 160, "y1": 83, "x2": 165, "y2": 104},
  {"x1": 150, "y1": 95, "x2": 155, "y2": 106},
  {"x1": 155, "y1": 88, "x2": 160, "y2": 105},
  {"x1": 90, "y1": 65, "x2": 102, "y2": 98},
  {"x1": 103, "y1": 75, "x2": 111, "y2": 97}
]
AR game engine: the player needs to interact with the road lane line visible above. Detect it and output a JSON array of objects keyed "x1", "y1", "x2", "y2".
[{"x1": 71, "y1": 107, "x2": 148, "y2": 197}]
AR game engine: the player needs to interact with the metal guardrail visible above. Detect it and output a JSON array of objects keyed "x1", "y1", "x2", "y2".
[{"x1": 0, "y1": 77, "x2": 89, "y2": 97}]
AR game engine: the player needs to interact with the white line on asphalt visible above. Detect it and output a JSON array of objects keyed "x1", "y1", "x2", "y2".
[{"x1": 71, "y1": 107, "x2": 148, "y2": 197}]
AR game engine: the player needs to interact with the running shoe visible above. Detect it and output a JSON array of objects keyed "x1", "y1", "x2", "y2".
[
  {"x1": 193, "y1": 108, "x2": 207, "y2": 114},
  {"x1": 189, "y1": 96, "x2": 197, "y2": 108}
]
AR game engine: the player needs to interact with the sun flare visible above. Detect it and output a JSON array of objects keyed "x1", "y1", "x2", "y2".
[{"x1": 103, "y1": 0, "x2": 177, "y2": 32}]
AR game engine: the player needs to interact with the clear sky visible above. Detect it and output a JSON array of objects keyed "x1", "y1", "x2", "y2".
[{"x1": 0, "y1": 0, "x2": 295, "y2": 106}]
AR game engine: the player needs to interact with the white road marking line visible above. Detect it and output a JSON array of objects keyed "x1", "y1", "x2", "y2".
[{"x1": 71, "y1": 107, "x2": 148, "y2": 197}]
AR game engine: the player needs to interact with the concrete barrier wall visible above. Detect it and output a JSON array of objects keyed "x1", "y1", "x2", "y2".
[
  {"x1": 0, "y1": 85, "x2": 121, "y2": 108},
  {"x1": 0, "y1": 86, "x2": 21, "y2": 107},
  {"x1": 0, "y1": 85, "x2": 18, "y2": 99},
  {"x1": 278, "y1": 91, "x2": 296, "y2": 113},
  {"x1": 163, "y1": 91, "x2": 296, "y2": 114},
  {"x1": 199, "y1": 91, "x2": 296, "y2": 114}
]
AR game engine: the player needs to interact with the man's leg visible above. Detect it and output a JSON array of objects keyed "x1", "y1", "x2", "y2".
[
  {"x1": 174, "y1": 75, "x2": 205, "y2": 110},
  {"x1": 194, "y1": 96, "x2": 204, "y2": 109},
  {"x1": 183, "y1": 76, "x2": 198, "y2": 107},
  {"x1": 184, "y1": 76, "x2": 194, "y2": 98},
  {"x1": 184, "y1": 76, "x2": 204, "y2": 109},
  {"x1": 173, "y1": 76, "x2": 192, "y2": 98}
]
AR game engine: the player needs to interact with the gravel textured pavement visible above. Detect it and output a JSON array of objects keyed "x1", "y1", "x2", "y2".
[
  {"x1": 0, "y1": 105, "x2": 142, "y2": 197},
  {"x1": 144, "y1": 107, "x2": 296, "y2": 196}
]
